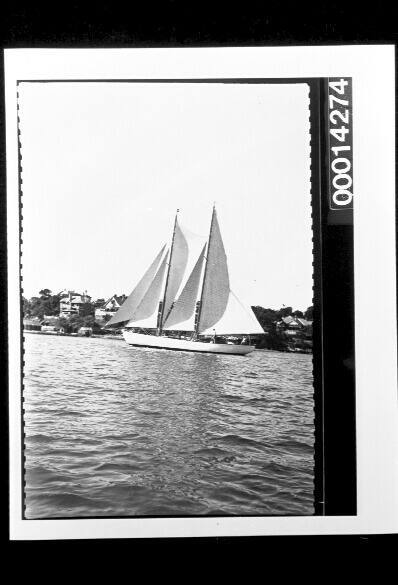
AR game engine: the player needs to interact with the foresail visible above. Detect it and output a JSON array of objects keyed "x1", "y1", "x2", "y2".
[
  {"x1": 163, "y1": 244, "x2": 206, "y2": 330},
  {"x1": 197, "y1": 209, "x2": 230, "y2": 333},
  {"x1": 106, "y1": 244, "x2": 166, "y2": 327},
  {"x1": 200, "y1": 291, "x2": 265, "y2": 335},
  {"x1": 162, "y1": 220, "x2": 189, "y2": 323},
  {"x1": 131, "y1": 250, "x2": 169, "y2": 325}
]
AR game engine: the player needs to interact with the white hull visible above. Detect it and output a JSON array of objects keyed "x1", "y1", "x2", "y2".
[{"x1": 123, "y1": 330, "x2": 255, "y2": 355}]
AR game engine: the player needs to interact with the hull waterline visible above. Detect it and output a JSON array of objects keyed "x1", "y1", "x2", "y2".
[{"x1": 123, "y1": 330, "x2": 255, "y2": 355}]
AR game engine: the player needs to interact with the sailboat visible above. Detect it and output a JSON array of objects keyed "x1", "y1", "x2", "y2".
[{"x1": 106, "y1": 206, "x2": 264, "y2": 355}]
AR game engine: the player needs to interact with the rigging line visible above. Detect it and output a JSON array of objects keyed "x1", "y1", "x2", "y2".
[{"x1": 230, "y1": 290, "x2": 256, "y2": 317}]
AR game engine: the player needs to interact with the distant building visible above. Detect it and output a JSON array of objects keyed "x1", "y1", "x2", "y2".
[
  {"x1": 276, "y1": 315, "x2": 313, "y2": 337},
  {"x1": 24, "y1": 316, "x2": 65, "y2": 333},
  {"x1": 59, "y1": 290, "x2": 93, "y2": 319},
  {"x1": 23, "y1": 317, "x2": 42, "y2": 331},
  {"x1": 95, "y1": 294, "x2": 126, "y2": 322},
  {"x1": 78, "y1": 327, "x2": 93, "y2": 337},
  {"x1": 275, "y1": 315, "x2": 313, "y2": 351},
  {"x1": 41, "y1": 316, "x2": 65, "y2": 333}
]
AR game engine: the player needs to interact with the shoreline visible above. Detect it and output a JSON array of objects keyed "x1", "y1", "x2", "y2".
[
  {"x1": 23, "y1": 330, "x2": 124, "y2": 340},
  {"x1": 23, "y1": 329, "x2": 312, "y2": 354}
]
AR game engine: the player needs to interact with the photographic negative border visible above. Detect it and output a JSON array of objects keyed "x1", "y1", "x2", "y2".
[
  {"x1": 6, "y1": 45, "x2": 396, "y2": 540},
  {"x1": 15, "y1": 76, "x2": 356, "y2": 520}
]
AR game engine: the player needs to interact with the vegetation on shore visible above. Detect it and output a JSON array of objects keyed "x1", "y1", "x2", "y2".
[
  {"x1": 23, "y1": 289, "x2": 107, "y2": 333},
  {"x1": 252, "y1": 305, "x2": 313, "y2": 352}
]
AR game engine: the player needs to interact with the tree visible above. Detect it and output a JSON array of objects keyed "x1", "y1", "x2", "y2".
[
  {"x1": 26, "y1": 290, "x2": 60, "y2": 319},
  {"x1": 67, "y1": 314, "x2": 80, "y2": 330},
  {"x1": 29, "y1": 296, "x2": 45, "y2": 319},
  {"x1": 81, "y1": 314, "x2": 96, "y2": 328},
  {"x1": 67, "y1": 313, "x2": 102, "y2": 333},
  {"x1": 304, "y1": 306, "x2": 313, "y2": 320},
  {"x1": 43, "y1": 294, "x2": 61, "y2": 316},
  {"x1": 252, "y1": 306, "x2": 274, "y2": 331},
  {"x1": 59, "y1": 317, "x2": 72, "y2": 333},
  {"x1": 79, "y1": 302, "x2": 95, "y2": 317},
  {"x1": 22, "y1": 297, "x2": 31, "y2": 317},
  {"x1": 278, "y1": 306, "x2": 293, "y2": 318},
  {"x1": 292, "y1": 310, "x2": 304, "y2": 318},
  {"x1": 251, "y1": 306, "x2": 288, "y2": 351}
]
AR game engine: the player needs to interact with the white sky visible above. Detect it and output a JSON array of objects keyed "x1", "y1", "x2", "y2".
[{"x1": 18, "y1": 82, "x2": 312, "y2": 311}]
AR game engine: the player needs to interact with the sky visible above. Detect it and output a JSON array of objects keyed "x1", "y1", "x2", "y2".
[{"x1": 18, "y1": 81, "x2": 312, "y2": 311}]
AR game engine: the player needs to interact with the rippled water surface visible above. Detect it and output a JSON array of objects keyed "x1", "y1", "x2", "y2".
[{"x1": 23, "y1": 334, "x2": 314, "y2": 518}]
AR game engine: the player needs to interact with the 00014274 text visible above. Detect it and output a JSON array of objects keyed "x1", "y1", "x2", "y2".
[{"x1": 328, "y1": 78, "x2": 354, "y2": 210}]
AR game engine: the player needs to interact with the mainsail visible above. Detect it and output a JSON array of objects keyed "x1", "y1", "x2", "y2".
[
  {"x1": 197, "y1": 207, "x2": 230, "y2": 334},
  {"x1": 161, "y1": 218, "x2": 189, "y2": 325},
  {"x1": 106, "y1": 244, "x2": 166, "y2": 327},
  {"x1": 163, "y1": 244, "x2": 206, "y2": 331}
]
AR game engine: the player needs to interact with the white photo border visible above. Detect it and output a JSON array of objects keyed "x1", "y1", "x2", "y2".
[{"x1": 6, "y1": 46, "x2": 397, "y2": 538}]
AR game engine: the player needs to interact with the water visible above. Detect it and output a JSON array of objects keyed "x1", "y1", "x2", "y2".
[{"x1": 23, "y1": 334, "x2": 314, "y2": 518}]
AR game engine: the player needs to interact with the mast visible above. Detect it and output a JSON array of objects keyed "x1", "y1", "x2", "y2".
[
  {"x1": 195, "y1": 204, "x2": 216, "y2": 336},
  {"x1": 157, "y1": 209, "x2": 179, "y2": 335}
]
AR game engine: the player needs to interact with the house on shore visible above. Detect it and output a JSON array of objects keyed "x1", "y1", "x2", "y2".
[
  {"x1": 276, "y1": 315, "x2": 313, "y2": 335},
  {"x1": 59, "y1": 290, "x2": 93, "y2": 319},
  {"x1": 41, "y1": 316, "x2": 65, "y2": 333},
  {"x1": 23, "y1": 317, "x2": 42, "y2": 331},
  {"x1": 78, "y1": 326, "x2": 93, "y2": 337},
  {"x1": 275, "y1": 315, "x2": 313, "y2": 350},
  {"x1": 95, "y1": 294, "x2": 127, "y2": 322},
  {"x1": 23, "y1": 316, "x2": 65, "y2": 333}
]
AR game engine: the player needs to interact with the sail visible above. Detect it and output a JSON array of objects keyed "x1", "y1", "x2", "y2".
[
  {"x1": 106, "y1": 244, "x2": 166, "y2": 327},
  {"x1": 163, "y1": 244, "x2": 206, "y2": 330},
  {"x1": 162, "y1": 219, "x2": 189, "y2": 324},
  {"x1": 197, "y1": 209, "x2": 230, "y2": 333},
  {"x1": 129, "y1": 250, "x2": 169, "y2": 326},
  {"x1": 200, "y1": 291, "x2": 265, "y2": 335}
]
